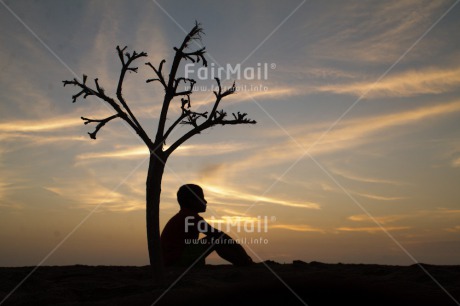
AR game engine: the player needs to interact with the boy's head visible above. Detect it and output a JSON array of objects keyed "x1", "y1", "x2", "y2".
[{"x1": 177, "y1": 184, "x2": 207, "y2": 213}]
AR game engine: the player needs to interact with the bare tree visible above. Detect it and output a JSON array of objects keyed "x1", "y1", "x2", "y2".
[{"x1": 63, "y1": 23, "x2": 256, "y2": 279}]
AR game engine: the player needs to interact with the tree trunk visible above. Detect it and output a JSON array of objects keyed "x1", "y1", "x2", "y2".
[{"x1": 146, "y1": 149, "x2": 166, "y2": 282}]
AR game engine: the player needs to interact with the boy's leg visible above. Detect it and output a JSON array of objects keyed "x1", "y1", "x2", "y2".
[
  {"x1": 178, "y1": 238, "x2": 215, "y2": 266},
  {"x1": 207, "y1": 235, "x2": 254, "y2": 266},
  {"x1": 178, "y1": 235, "x2": 253, "y2": 266}
]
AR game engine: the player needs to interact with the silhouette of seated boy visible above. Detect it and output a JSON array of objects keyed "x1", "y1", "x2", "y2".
[{"x1": 161, "y1": 184, "x2": 254, "y2": 267}]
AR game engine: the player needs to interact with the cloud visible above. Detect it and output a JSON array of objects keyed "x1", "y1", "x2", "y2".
[
  {"x1": 172, "y1": 83, "x2": 302, "y2": 116},
  {"x1": 299, "y1": 169, "x2": 408, "y2": 201},
  {"x1": 76, "y1": 142, "x2": 251, "y2": 161},
  {"x1": 0, "y1": 20, "x2": 73, "y2": 118},
  {"x1": 232, "y1": 100, "x2": 460, "y2": 170},
  {"x1": 0, "y1": 117, "x2": 87, "y2": 148},
  {"x1": 0, "y1": 133, "x2": 87, "y2": 144},
  {"x1": 308, "y1": 1, "x2": 452, "y2": 64},
  {"x1": 329, "y1": 167, "x2": 408, "y2": 186},
  {"x1": 0, "y1": 117, "x2": 81, "y2": 132},
  {"x1": 348, "y1": 214, "x2": 406, "y2": 225},
  {"x1": 174, "y1": 143, "x2": 252, "y2": 156},
  {"x1": 315, "y1": 67, "x2": 460, "y2": 98},
  {"x1": 230, "y1": 85, "x2": 301, "y2": 103},
  {"x1": 0, "y1": 181, "x2": 9, "y2": 204},
  {"x1": 44, "y1": 160, "x2": 320, "y2": 213},
  {"x1": 76, "y1": 2, "x2": 123, "y2": 93},
  {"x1": 70, "y1": 2, "x2": 170, "y2": 121},
  {"x1": 336, "y1": 226, "x2": 411, "y2": 233},
  {"x1": 348, "y1": 208, "x2": 460, "y2": 228},
  {"x1": 45, "y1": 179, "x2": 144, "y2": 212},
  {"x1": 306, "y1": 67, "x2": 357, "y2": 80},
  {"x1": 206, "y1": 216, "x2": 261, "y2": 224},
  {"x1": 452, "y1": 157, "x2": 460, "y2": 168},
  {"x1": 201, "y1": 183, "x2": 320, "y2": 210},
  {"x1": 270, "y1": 224, "x2": 325, "y2": 233},
  {"x1": 198, "y1": 163, "x2": 227, "y2": 183},
  {"x1": 0, "y1": 154, "x2": 28, "y2": 209},
  {"x1": 76, "y1": 146, "x2": 148, "y2": 160},
  {"x1": 42, "y1": 161, "x2": 182, "y2": 213},
  {"x1": 445, "y1": 225, "x2": 460, "y2": 232},
  {"x1": 353, "y1": 192, "x2": 407, "y2": 201}
]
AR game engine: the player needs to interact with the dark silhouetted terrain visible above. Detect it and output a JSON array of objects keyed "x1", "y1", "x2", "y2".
[{"x1": 1, "y1": 261, "x2": 459, "y2": 305}]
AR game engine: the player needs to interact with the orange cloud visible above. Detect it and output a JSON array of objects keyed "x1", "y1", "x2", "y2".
[
  {"x1": 76, "y1": 146, "x2": 149, "y2": 160},
  {"x1": 271, "y1": 224, "x2": 325, "y2": 233},
  {"x1": 337, "y1": 226, "x2": 410, "y2": 233},
  {"x1": 202, "y1": 183, "x2": 320, "y2": 210},
  {"x1": 452, "y1": 157, "x2": 460, "y2": 168},
  {"x1": 76, "y1": 142, "x2": 251, "y2": 161},
  {"x1": 0, "y1": 117, "x2": 80, "y2": 132},
  {"x1": 353, "y1": 192, "x2": 407, "y2": 201},
  {"x1": 348, "y1": 214, "x2": 406, "y2": 224},
  {"x1": 45, "y1": 182, "x2": 144, "y2": 212},
  {"x1": 445, "y1": 225, "x2": 460, "y2": 232}
]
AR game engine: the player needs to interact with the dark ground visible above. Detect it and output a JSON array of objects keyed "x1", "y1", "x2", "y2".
[{"x1": 1, "y1": 261, "x2": 459, "y2": 306}]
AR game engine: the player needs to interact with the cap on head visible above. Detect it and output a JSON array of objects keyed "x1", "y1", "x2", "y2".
[{"x1": 177, "y1": 184, "x2": 207, "y2": 212}]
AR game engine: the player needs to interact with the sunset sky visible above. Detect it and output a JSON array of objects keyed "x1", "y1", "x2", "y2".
[{"x1": 1, "y1": 0, "x2": 460, "y2": 267}]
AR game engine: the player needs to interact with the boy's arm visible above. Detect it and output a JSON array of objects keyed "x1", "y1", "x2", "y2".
[
  {"x1": 199, "y1": 220, "x2": 241, "y2": 242},
  {"x1": 199, "y1": 220, "x2": 226, "y2": 237}
]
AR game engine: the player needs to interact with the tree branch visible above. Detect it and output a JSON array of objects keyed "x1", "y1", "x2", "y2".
[
  {"x1": 115, "y1": 46, "x2": 150, "y2": 142},
  {"x1": 63, "y1": 75, "x2": 153, "y2": 147},
  {"x1": 165, "y1": 120, "x2": 212, "y2": 156},
  {"x1": 62, "y1": 75, "x2": 92, "y2": 102},
  {"x1": 146, "y1": 59, "x2": 167, "y2": 89},
  {"x1": 81, "y1": 114, "x2": 120, "y2": 139},
  {"x1": 161, "y1": 97, "x2": 190, "y2": 144},
  {"x1": 165, "y1": 108, "x2": 256, "y2": 157},
  {"x1": 220, "y1": 112, "x2": 257, "y2": 125},
  {"x1": 209, "y1": 78, "x2": 236, "y2": 120},
  {"x1": 173, "y1": 77, "x2": 196, "y2": 97},
  {"x1": 62, "y1": 77, "x2": 118, "y2": 111},
  {"x1": 173, "y1": 47, "x2": 208, "y2": 67},
  {"x1": 164, "y1": 78, "x2": 255, "y2": 156},
  {"x1": 181, "y1": 110, "x2": 209, "y2": 128},
  {"x1": 155, "y1": 22, "x2": 206, "y2": 144}
]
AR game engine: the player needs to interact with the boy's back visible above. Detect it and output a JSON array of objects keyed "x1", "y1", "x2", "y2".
[{"x1": 161, "y1": 208, "x2": 203, "y2": 266}]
